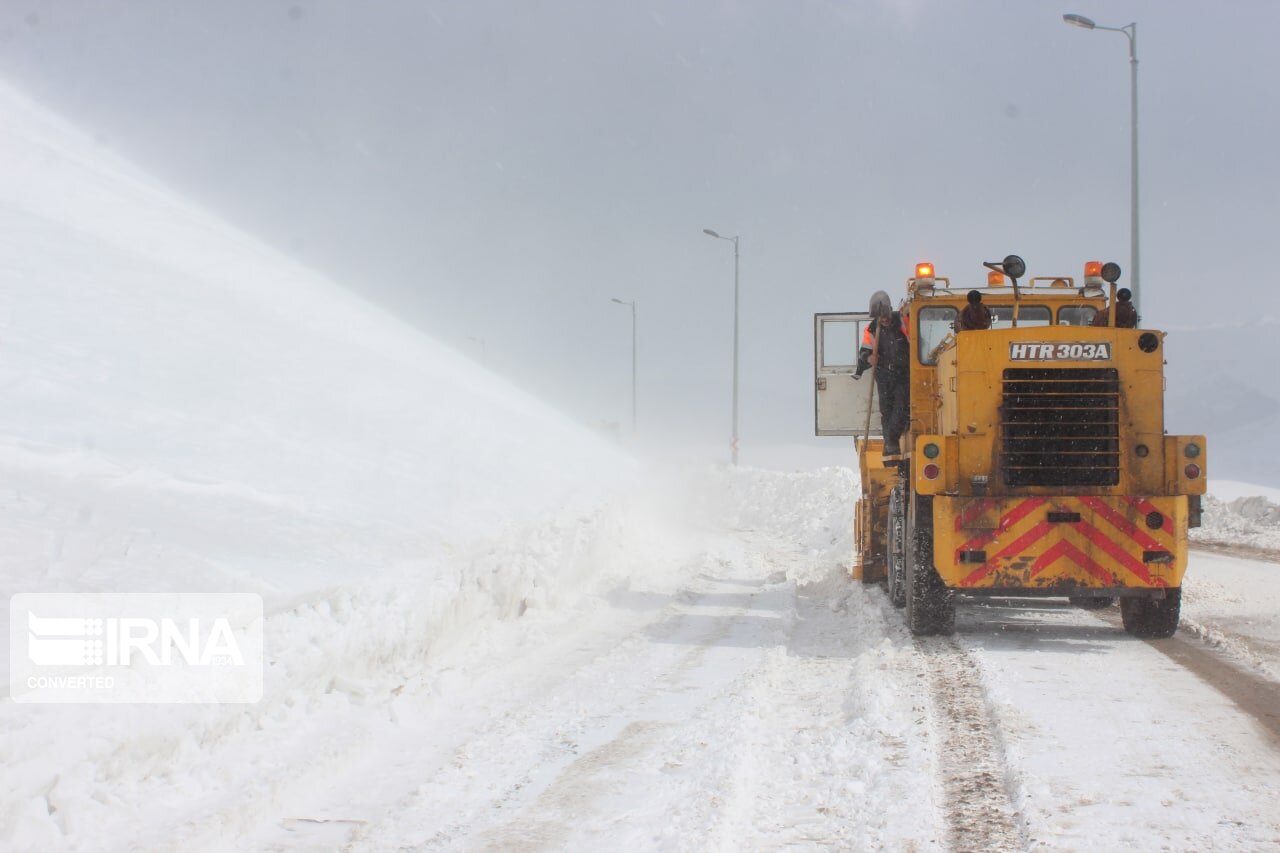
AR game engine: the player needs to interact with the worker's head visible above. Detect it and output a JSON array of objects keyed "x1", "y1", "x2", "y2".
[
  {"x1": 869, "y1": 289, "x2": 892, "y2": 318},
  {"x1": 967, "y1": 289, "x2": 982, "y2": 305},
  {"x1": 1117, "y1": 288, "x2": 1132, "y2": 303}
]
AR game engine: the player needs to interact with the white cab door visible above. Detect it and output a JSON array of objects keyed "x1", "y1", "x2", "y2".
[{"x1": 814, "y1": 312, "x2": 882, "y2": 436}]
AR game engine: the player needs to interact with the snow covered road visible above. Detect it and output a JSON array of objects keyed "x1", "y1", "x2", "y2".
[
  {"x1": 7, "y1": 468, "x2": 1280, "y2": 852},
  {"x1": 223, "y1": 486, "x2": 1280, "y2": 852},
  {"x1": 250, "y1": 526, "x2": 946, "y2": 852}
]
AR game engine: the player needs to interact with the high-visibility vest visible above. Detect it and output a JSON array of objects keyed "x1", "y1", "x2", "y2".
[{"x1": 862, "y1": 316, "x2": 909, "y2": 348}]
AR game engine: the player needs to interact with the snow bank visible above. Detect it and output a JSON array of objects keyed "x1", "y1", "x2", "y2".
[
  {"x1": 681, "y1": 465, "x2": 857, "y2": 576},
  {"x1": 0, "y1": 78, "x2": 627, "y2": 592},
  {"x1": 0, "y1": 72, "x2": 860, "y2": 635},
  {"x1": 1, "y1": 493, "x2": 663, "y2": 849},
  {"x1": 1193, "y1": 489, "x2": 1280, "y2": 553},
  {"x1": 0, "y1": 79, "x2": 641, "y2": 847}
]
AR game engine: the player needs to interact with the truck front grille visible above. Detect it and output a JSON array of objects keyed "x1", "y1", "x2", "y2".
[{"x1": 1000, "y1": 367, "x2": 1120, "y2": 487}]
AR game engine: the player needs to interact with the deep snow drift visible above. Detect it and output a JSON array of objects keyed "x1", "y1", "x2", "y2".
[
  {"x1": 0, "y1": 79, "x2": 632, "y2": 846},
  {"x1": 0, "y1": 78, "x2": 630, "y2": 601}
]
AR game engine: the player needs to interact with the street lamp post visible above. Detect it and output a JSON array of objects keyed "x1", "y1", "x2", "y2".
[
  {"x1": 610, "y1": 297, "x2": 637, "y2": 435},
  {"x1": 702, "y1": 228, "x2": 740, "y2": 466},
  {"x1": 1064, "y1": 12, "x2": 1140, "y2": 313}
]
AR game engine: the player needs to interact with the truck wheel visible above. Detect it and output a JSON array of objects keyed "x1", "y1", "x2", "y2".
[
  {"x1": 1120, "y1": 588, "x2": 1181, "y2": 639},
  {"x1": 886, "y1": 486, "x2": 907, "y2": 609},
  {"x1": 905, "y1": 495, "x2": 955, "y2": 636},
  {"x1": 1069, "y1": 595, "x2": 1114, "y2": 610}
]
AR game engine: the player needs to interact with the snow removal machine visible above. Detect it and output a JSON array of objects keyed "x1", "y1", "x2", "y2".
[{"x1": 814, "y1": 256, "x2": 1205, "y2": 638}]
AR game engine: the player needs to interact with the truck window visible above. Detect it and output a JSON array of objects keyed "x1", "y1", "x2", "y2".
[
  {"x1": 821, "y1": 318, "x2": 863, "y2": 368},
  {"x1": 989, "y1": 304, "x2": 1050, "y2": 328},
  {"x1": 1058, "y1": 305, "x2": 1099, "y2": 326},
  {"x1": 917, "y1": 306, "x2": 957, "y2": 364}
]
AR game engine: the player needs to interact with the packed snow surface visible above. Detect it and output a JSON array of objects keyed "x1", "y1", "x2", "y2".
[
  {"x1": 8, "y1": 462, "x2": 1280, "y2": 851},
  {"x1": 4, "y1": 80, "x2": 1280, "y2": 851}
]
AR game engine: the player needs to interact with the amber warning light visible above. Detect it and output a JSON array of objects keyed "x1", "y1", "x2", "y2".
[
  {"x1": 916, "y1": 262, "x2": 935, "y2": 279},
  {"x1": 1084, "y1": 261, "x2": 1102, "y2": 277}
]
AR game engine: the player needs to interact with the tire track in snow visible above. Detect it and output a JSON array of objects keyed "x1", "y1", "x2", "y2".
[
  {"x1": 459, "y1": 609, "x2": 751, "y2": 850},
  {"x1": 448, "y1": 537, "x2": 941, "y2": 851},
  {"x1": 654, "y1": 562, "x2": 946, "y2": 851},
  {"x1": 463, "y1": 544, "x2": 804, "y2": 849},
  {"x1": 469, "y1": 720, "x2": 669, "y2": 851},
  {"x1": 915, "y1": 637, "x2": 1025, "y2": 853}
]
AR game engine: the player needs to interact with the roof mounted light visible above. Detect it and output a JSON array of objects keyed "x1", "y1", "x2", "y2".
[
  {"x1": 1083, "y1": 260, "x2": 1104, "y2": 288},
  {"x1": 987, "y1": 270, "x2": 1005, "y2": 286},
  {"x1": 913, "y1": 261, "x2": 936, "y2": 290}
]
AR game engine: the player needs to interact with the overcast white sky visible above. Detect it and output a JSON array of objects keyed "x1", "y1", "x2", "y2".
[{"x1": 0, "y1": 0, "x2": 1276, "y2": 458}]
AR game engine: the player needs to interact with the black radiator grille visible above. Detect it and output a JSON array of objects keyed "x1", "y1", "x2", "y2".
[{"x1": 1001, "y1": 367, "x2": 1120, "y2": 487}]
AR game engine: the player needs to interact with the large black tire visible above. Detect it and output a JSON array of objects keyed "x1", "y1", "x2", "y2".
[
  {"x1": 905, "y1": 495, "x2": 955, "y2": 636},
  {"x1": 886, "y1": 486, "x2": 907, "y2": 609},
  {"x1": 1121, "y1": 588, "x2": 1181, "y2": 639},
  {"x1": 1069, "y1": 595, "x2": 1115, "y2": 610}
]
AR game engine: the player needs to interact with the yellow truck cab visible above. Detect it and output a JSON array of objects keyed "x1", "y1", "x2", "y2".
[{"x1": 815, "y1": 256, "x2": 1206, "y2": 637}]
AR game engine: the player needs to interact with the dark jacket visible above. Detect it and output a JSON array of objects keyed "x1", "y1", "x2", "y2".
[
  {"x1": 959, "y1": 302, "x2": 992, "y2": 331},
  {"x1": 856, "y1": 312, "x2": 911, "y2": 378},
  {"x1": 1091, "y1": 301, "x2": 1138, "y2": 328}
]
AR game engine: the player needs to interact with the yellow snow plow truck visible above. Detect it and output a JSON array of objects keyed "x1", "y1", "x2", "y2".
[{"x1": 814, "y1": 255, "x2": 1205, "y2": 638}]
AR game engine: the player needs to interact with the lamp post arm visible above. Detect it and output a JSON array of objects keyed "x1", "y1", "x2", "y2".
[{"x1": 1091, "y1": 22, "x2": 1136, "y2": 53}]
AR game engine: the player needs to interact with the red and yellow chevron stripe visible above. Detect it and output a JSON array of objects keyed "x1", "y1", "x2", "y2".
[{"x1": 932, "y1": 495, "x2": 1187, "y2": 590}]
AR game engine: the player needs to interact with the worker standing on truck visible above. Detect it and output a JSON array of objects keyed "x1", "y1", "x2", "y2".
[
  {"x1": 959, "y1": 290, "x2": 993, "y2": 330},
  {"x1": 1092, "y1": 287, "x2": 1138, "y2": 328},
  {"x1": 855, "y1": 308, "x2": 911, "y2": 457}
]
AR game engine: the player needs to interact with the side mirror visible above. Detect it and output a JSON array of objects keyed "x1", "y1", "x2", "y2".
[
  {"x1": 1002, "y1": 254, "x2": 1027, "y2": 280},
  {"x1": 1101, "y1": 262, "x2": 1122, "y2": 283}
]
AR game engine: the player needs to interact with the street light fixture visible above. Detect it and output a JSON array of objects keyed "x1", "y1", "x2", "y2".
[
  {"x1": 610, "y1": 297, "x2": 636, "y2": 435},
  {"x1": 703, "y1": 227, "x2": 741, "y2": 465},
  {"x1": 1063, "y1": 11, "x2": 1140, "y2": 313}
]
